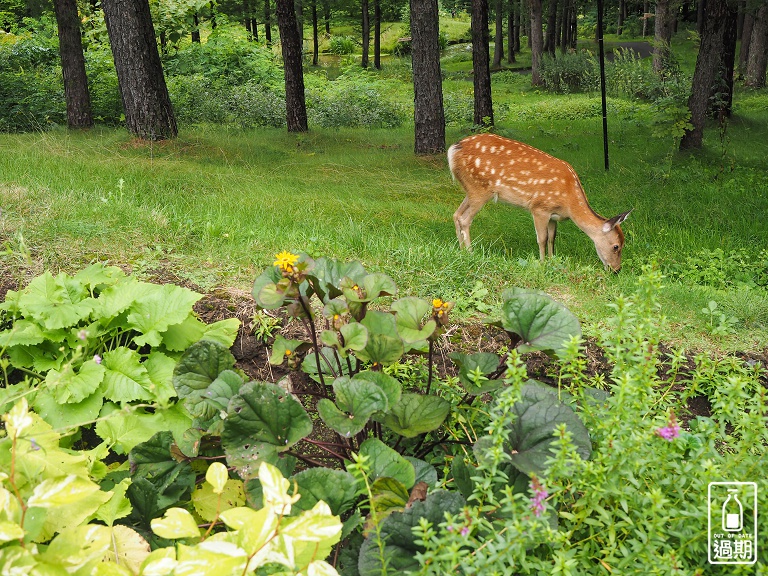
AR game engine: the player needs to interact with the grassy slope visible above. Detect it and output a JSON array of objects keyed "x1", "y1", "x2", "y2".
[{"x1": 1, "y1": 31, "x2": 767, "y2": 354}]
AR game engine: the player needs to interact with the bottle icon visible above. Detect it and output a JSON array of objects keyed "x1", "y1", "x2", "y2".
[{"x1": 722, "y1": 489, "x2": 743, "y2": 532}]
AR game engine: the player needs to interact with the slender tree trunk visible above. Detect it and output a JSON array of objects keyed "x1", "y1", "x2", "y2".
[
  {"x1": 507, "y1": 0, "x2": 516, "y2": 62},
  {"x1": 312, "y1": 0, "x2": 319, "y2": 66},
  {"x1": 192, "y1": 12, "x2": 200, "y2": 42},
  {"x1": 361, "y1": 0, "x2": 370, "y2": 68},
  {"x1": 530, "y1": 0, "x2": 544, "y2": 85},
  {"x1": 102, "y1": 0, "x2": 177, "y2": 140},
  {"x1": 324, "y1": 0, "x2": 331, "y2": 34},
  {"x1": 680, "y1": 0, "x2": 732, "y2": 149},
  {"x1": 276, "y1": 0, "x2": 309, "y2": 131},
  {"x1": 545, "y1": 0, "x2": 557, "y2": 54},
  {"x1": 493, "y1": 0, "x2": 504, "y2": 67},
  {"x1": 617, "y1": 0, "x2": 626, "y2": 35},
  {"x1": 715, "y1": 5, "x2": 737, "y2": 118},
  {"x1": 514, "y1": 0, "x2": 521, "y2": 52},
  {"x1": 472, "y1": 0, "x2": 494, "y2": 124},
  {"x1": 410, "y1": 0, "x2": 445, "y2": 153},
  {"x1": 739, "y1": 9, "x2": 754, "y2": 75},
  {"x1": 653, "y1": 0, "x2": 675, "y2": 72},
  {"x1": 374, "y1": 0, "x2": 381, "y2": 68},
  {"x1": 745, "y1": 3, "x2": 768, "y2": 87},
  {"x1": 265, "y1": 0, "x2": 273, "y2": 45},
  {"x1": 244, "y1": 0, "x2": 253, "y2": 39},
  {"x1": 53, "y1": 0, "x2": 94, "y2": 129},
  {"x1": 211, "y1": 1, "x2": 217, "y2": 29}
]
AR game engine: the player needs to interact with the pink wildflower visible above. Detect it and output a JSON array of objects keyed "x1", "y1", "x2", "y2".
[
  {"x1": 530, "y1": 475, "x2": 548, "y2": 517},
  {"x1": 656, "y1": 411, "x2": 681, "y2": 441},
  {"x1": 93, "y1": 354, "x2": 102, "y2": 365},
  {"x1": 460, "y1": 526, "x2": 470, "y2": 536},
  {"x1": 77, "y1": 329, "x2": 88, "y2": 340}
]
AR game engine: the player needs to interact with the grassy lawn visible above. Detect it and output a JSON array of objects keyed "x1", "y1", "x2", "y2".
[{"x1": 1, "y1": 26, "x2": 767, "y2": 355}]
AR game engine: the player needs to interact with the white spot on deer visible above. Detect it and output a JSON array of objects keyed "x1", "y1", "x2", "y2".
[
  {"x1": 482, "y1": 146, "x2": 487, "y2": 152},
  {"x1": 475, "y1": 158, "x2": 481, "y2": 168}
]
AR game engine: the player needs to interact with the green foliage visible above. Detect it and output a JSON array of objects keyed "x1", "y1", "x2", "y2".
[
  {"x1": 0, "y1": 264, "x2": 239, "y2": 451},
  {"x1": 328, "y1": 35, "x2": 357, "y2": 55}
]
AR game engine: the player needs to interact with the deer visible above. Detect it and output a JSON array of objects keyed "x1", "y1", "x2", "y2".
[{"x1": 448, "y1": 134, "x2": 632, "y2": 271}]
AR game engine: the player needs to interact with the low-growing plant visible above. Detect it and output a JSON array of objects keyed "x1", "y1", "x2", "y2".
[{"x1": 328, "y1": 35, "x2": 357, "y2": 55}]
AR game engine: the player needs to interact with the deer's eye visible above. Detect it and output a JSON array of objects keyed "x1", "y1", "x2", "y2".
[{"x1": 613, "y1": 245, "x2": 620, "y2": 252}]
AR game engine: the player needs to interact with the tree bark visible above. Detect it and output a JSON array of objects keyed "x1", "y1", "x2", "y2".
[
  {"x1": 653, "y1": 0, "x2": 675, "y2": 72},
  {"x1": 472, "y1": 0, "x2": 494, "y2": 124},
  {"x1": 507, "y1": 0, "x2": 516, "y2": 62},
  {"x1": 374, "y1": 0, "x2": 381, "y2": 69},
  {"x1": 410, "y1": 0, "x2": 446, "y2": 154},
  {"x1": 714, "y1": 4, "x2": 737, "y2": 118},
  {"x1": 745, "y1": 3, "x2": 768, "y2": 87},
  {"x1": 52, "y1": 0, "x2": 94, "y2": 129},
  {"x1": 312, "y1": 0, "x2": 319, "y2": 66},
  {"x1": 545, "y1": 0, "x2": 558, "y2": 54},
  {"x1": 265, "y1": 0, "x2": 273, "y2": 45},
  {"x1": 530, "y1": 0, "x2": 544, "y2": 85},
  {"x1": 739, "y1": 9, "x2": 754, "y2": 75},
  {"x1": 102, "y1": 0, "x2": 177, "y2": 140},
  {"x1": 361, "y1": 0, "x2": 370, "y2": 68},
  {"x1": 493, "y1": 0, "x2": 504, "y2": 67},
  {"x1": 680, "y1": 0, "x2": 733, "y2": 149},
  {"x1": 276, "y1": 0, "x2": 309, "y2": 131},
  {"x1": 192, "y1": 12, "x2": 200, "y2": 42}
]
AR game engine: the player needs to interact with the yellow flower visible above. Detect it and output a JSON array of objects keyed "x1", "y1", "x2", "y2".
[
  {"x1": 273, "y1": 251, "x2": 299, "y2": 271},
  {"x1": 432, "y1": 298, "x2": 444, "y2": 308},
  {"x1": 285, "y1": 349, "x2": 292, "y2": 356}
]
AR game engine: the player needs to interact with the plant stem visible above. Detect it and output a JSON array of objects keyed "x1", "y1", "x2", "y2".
[
  {"x1": 426, "y1": 339, "x2": 434, "y2": 395},
  {"x1": 298, "y1": 295, "x2": 326, "y2": 387}
]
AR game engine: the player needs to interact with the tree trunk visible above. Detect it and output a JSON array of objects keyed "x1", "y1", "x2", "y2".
[
  {"x1": 493, "y1": 0, "x2": 504, "y2": 67},
  {"x1": 312, "y1": 0, "x2": 319, "y2": 66},
  {"x1": 653, "y1": 0, "x2": 675, "y2": 72},
  {"x1": 545, "y1": 0, "x2": 557, "y2": 54},
  {"x1": 714, "y1": 4, "x2": 737, "y2": 118},
  {"x1": 53, "y1": 0, "x2": 94, "y2": 129},
  {"x1": 472, "y1": 0, "x2": 494, "y2": 125},
  {"x1": 276, "y1": 0, "x2": 308, "y2": 131},
  {"x1": 507, "y1": 0, "x2": 516, "y2": 62},
  {"x1": 374, "y1": 0, "x2": 381, "y2": 69},
  {"x1": 361, "y1": 0, "x2": 370, "y2": 68},
  {"x1": 102, "y1": 0, "x2": 177, "y2": 140},
  {"x1": 739, "y1": 9, "x2": 754, "y2": 75},
  {"x1": 617, "y1": 0, "x2": 626, "y2": 35},
  {"x1": 410, "y1": 0, "x2": 445, "y2": 153},
  {"x1": 265, "y1": 0, "x2": 272, "y2": 45},
  {"x1": 680, "y1": 0, "x2": 732, "y2": 149},
  {"x1": 192, "y1": 12, "x2": 200, "y2": 42},
  {"x1": 324, "y1": 0, "x2": 331, "y2": 34},
  {"x1": 745, "y1": 3, "x2": 768, "y2": 87},
  {"x1": 211, "y1": 1, "x2": 217, "y2": 29},
  {"x1": 530, "y1": 0, "x2": 544, "y2": 85}
]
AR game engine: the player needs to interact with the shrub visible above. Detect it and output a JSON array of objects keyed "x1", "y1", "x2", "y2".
[
  {"x1": 328, "y1": 35, "x2": 357, "y2": 55},
  {"x1": 538, "y1": 50, "x2": 596, "y2": 93}
]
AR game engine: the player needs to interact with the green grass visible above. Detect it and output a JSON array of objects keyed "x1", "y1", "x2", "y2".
[{"x1": 1, "y1": 26, "x2": 767, "y2": 354}]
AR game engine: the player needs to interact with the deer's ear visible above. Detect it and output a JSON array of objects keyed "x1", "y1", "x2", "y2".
[{"x1": 602, "y1": 208, "x2": 633, "y2": 233}]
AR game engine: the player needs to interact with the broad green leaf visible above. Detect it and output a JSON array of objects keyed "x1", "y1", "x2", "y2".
[
  {"x1": 405, "y1": 457, "x2": 439, "y2": 488},
  {"x1": 307, "y1": 257, "x2": 367, "y2": 303},
  {"x1": 450, "y1": 455, "x2": 474, "y2": 499},
  {"x1": 0, "y1": 521, "x2": 24, "y2": 544},
  {"x1": 32, "y1": 387, "x2": 103, "y2": 429},
  {"x1": 0, "y1": 320, "x2": 46, "y2": 347},
  {"x1": 355, "y1": 334, "x2": 404, "y2": 366},
  {"x1": 87, "y1": 276, "x2": 143, "y2": 319},
  {"x1": 206, "y1": 462, "x2": 230, "y2": 494},
  {"x1": 370, "y1": 476, "x2": 409, "y2": 516},
  {"x1": 18, "y1": 271, "x2": 92, "y2": 330},
  {"x1": 73, "y1": 262, "x2": 126, "y2": 289},
  {"x1": 281, "y1": 501, "x2": 342, "y2": 542},
  {"x1": 291, "y1": 468, "x2": 359, "y2": 516},
  {"x1": 201, "y1": 317, "x2": 241, "y2": 348},
  {"x1": 160, "y1": 315, "x2": 206, "y2": 352},
  {"x1": 497, "y1": 289, "x2": 581, "y2": 356},
  {"x1": 102, "y1": 525, "x2": 151, "y2": 574},
  {"x1": 143, "y1": 350, "x2": 178, "y2": 406},
  {"x1": 27, "y1": 475, "x2": 101, "y2": 508},
  {"x1": 391, "y1": 297, "x2": 436, "y2": 344},
  {"x1": 151, "y1": 508, "x2": 201, "y2": 539},
  {"x1": 357, "y1": 438, "x2": 415, "y2": 489},
  {"x1": 474, "y1": 382, "x2": 592, "y2": 478},
  {"x1": 357, "y1": 490, "x2": 465, "y2": 576},
  {"x1": 258, "y1": 461, "x2": 300, "y2": 513},
  {"x1": 95, "y1": 403, "x2": 192, "y2": 454},
  {"x1": 380, "y1": 393, "x2": 451, "y2": 438},
  {"x1": 322, "y1": 298, "x2": 349, "y2": 318},
  {"x1": 340, "y1": 322, "x2": 368, "y2": 351},
  {"x1": 354, "y1": 370, "x2": 401, "y2": 408},
  {"x1": 343, "y1": 273, "x2": 397, "y2": 303},
  {"x1": 174, "y1": 541, "x2": 248, "y2": 575},
  {"x1": 40, "y1": 524, "x2": 112, "y2": 574},
  {"x1": 45, "y1": 357, "x2": 105, "y2": 404},
  {"x1": 127, "y1": 284, "x2": 202, "y2": 347},
  {"x1": 316, "y1": 376, "x2": 388, "y2": 438},
  {"x1": 173, "y1": 339, "x2": 237, "y2": 410},
  {"x1": 302, "y1": 346, "x2": 358, "y2": 382},
  {"x1": 269, "y1": 333, "x2": 311, "y2": 365},
  {"x1": 192, "y1": 479, "x2": 245, "y2": 522},
  {"x1": 102, "y1": 347, "x2": 155, "y2": 403},
  {"x1": 252, "y1": 265, "x2": 286, "y2": 308},
  {"x1": 95, "y1": 478, "x2": 132, "y2": 526},
  {"x1": 222, "y1": 380, "x2": 312, "y2": 453}
]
